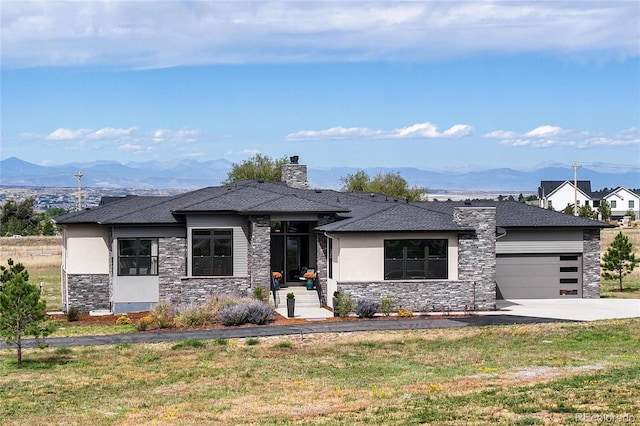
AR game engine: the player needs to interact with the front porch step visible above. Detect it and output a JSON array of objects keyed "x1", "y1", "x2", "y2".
[{"x1": 273, "y1": 286, "x2": 333, "y2": 320}]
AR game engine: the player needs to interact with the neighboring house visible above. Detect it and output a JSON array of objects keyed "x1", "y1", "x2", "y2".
[
  {"x1": 56, "y1": 159, "x2": 610, "y2": 314},
  {"x1": 601, "y1": 187, "x2": 640, "y2": 220},
  {"x1": 538, "y1": 180, "x2": 595, "y2": 211}
]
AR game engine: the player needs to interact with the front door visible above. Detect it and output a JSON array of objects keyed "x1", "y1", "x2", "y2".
[{"x1": 270, "y1": 221, "x2": 312, "y2": 285}]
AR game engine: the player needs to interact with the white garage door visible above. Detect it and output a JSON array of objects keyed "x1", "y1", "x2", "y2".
[{"x1": 496, "y1": 254, "x2": 582, "y2": 299}]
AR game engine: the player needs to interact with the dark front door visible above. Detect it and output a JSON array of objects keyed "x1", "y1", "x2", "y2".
[{"x1": 270, "y1": 221, "x2": 311, "y2": 284}]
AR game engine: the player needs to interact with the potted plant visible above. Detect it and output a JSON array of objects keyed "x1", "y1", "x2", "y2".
[
  {"x1": 303, "y1": 271, "x2": 316, "y2": 290},
  {"x1": 271, "y1": 271, "x2": 282, "y2": 290},
  {"x1": 286, "y1": 292, "x2": 295, "y2": 318}
]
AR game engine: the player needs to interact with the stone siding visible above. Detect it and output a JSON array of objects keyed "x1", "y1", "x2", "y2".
[
  {"x1": 169, "y1": 277, "x2": 251, "y2": 306},
  {"x1": 454, "y1": 207, "x2": 497, "y2": 310},
  {"x1": 158, "y1": 236, "x2": 188, "y2": 304},
  {"x1": 250, "y1": 216, "x2": 271, "y2": 292},
  {"x1": 281, "y1": 163, "x2": 308, "y2": 189},
  {"x1": 338, "y1": 280, "x2": 479, "y2": 312},
  {"x1": 582, "y1": 229, "x2": 601, "y2": 298},
  {"x1": 65, "y1": 273, "x2": 110, "y2": 312}
]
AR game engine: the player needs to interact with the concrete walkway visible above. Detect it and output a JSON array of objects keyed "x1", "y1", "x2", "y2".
[
  {"x1": 493, "y1": 299, "x2": 640, "y2": 321},
  {"x1": 272, "y1": 285, "x2": 334, "y2": 320}
]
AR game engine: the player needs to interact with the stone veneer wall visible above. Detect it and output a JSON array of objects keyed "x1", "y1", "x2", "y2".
[
  {"x1": 250, "y1": 216, "x2": 271, "y2": 292},
  {"x1": 582, "y1": 229, "x2": 601, "y2": 298},
  {"x1": 338, "y1": 280, "x2": 479, "y2": 312},
  {"x1": 315, "y1": 231, "x2": 329, "y2": 306},
  {"x1": 281, "y1": 163, "x2": 308, "y2": 189},
  {"x1": 454, "y1": 207, "x2": 497, "y2": 310},
  {"x1": 65, "y1": 272, "x2": 110, "y2": 312}
]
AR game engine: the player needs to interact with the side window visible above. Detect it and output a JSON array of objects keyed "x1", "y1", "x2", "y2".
[
  {"x1": 192, "y1": 229, "x2": 233, "y2": 276},
  {"x1": 118, "y1": 238, "x2": 158, "y2": 276}
]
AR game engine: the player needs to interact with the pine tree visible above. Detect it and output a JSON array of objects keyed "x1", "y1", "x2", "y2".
[
  {"x1": 0, "y1": 259, "x2": 50, "y2": 367},
  {"x1": 601, "y1": 232, "x2": 639, "y2": 291}
]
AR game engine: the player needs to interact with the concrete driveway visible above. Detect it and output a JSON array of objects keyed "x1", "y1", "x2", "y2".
[{"x1": 493, "y1": 299, "x2": 640, "y2": 321}]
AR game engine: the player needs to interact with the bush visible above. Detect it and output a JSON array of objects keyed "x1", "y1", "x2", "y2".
[
  {"x1": 336, "y1": 294, "x2": 354, "y2": 317},
  {"x1": 397, "y1": 307, "x2": 414, "y2": 317},
  {"x1": 175, "y1": 304, "x2": 217, "y2": 327},
  {"x1": 66, "y1": 306, "x2": 80, "y2": 322},
  {"x1": 355, "y1": 298, "x2": 379, "y2": 318},
  {"x1": 379, "y1": 296, "x2": 396, "y2": 317},
  {"x1": 115, "y1": 314, "x2": 132, "y2": 325},
  {"x1": 218, "y1": 301, "x2": 274, "y2": 326},
  {"x1": 204, "y1": 294, "x2": 246, "y2": 319},
  {"x1": 135, "y1": 315, "x2": 155, "y2": 331},
  {"x1": 149, "y1": 302, "x2": 175, "y2": 329},
  {"x1": 252, "y1": 286, "x2": 269, "y2": 302}
]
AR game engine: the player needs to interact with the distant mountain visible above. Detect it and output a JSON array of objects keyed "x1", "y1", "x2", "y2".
[{"x1": 1, "y1": 156, "x2": 638, "y2": 192}]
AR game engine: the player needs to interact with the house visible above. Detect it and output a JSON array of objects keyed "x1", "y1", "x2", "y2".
[
  {"x1": 56, "y1": 159, "x2": 611, "y2": 314},
  {"x1": 600, "y1": 187, "x2": 640, "y2": 220},
  {"x1": 538, "y1": 180, "x2": 596, "y2": 212}
]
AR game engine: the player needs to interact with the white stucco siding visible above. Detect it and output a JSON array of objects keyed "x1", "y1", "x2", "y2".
[
  {"x1": 546, "y1": 183, "x2": 591, "y2": 211},
  {"x1": 333, "y1": 233, "x2": 458, "y2": 282},
  {"x1": 604, "y1": 188, "x2": 640, "y2": 218},
  {"x1": 63, "y1": 225, "x2": 110, "y2": 274},
  {"x1": 186, "y1": 215, "x2": 249, "y2": 277},
  {"x1": 112, "y1": 276, "x2": 159, "y2": 303}
]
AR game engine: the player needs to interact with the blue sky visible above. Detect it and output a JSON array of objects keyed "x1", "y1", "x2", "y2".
[{"x1": 1, "y1": 1, "x2": 639, "y2": 172}]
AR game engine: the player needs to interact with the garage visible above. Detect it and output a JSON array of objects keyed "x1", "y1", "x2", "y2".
[{"x1": 496, "y1": 254, "x2": 582, "y2": 299}]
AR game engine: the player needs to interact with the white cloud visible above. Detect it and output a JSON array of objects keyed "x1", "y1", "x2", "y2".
[
  {"x1": 287, "y1": 122, "x2": 472, "y2": 141},
  {"x1": 2, "y1": 1, "x2": 637, "y2": 69},
  {"x1": 485, "y1": 126, "x2": 640, "y2": 148},
  {"x1": 46, "y1": 128, "x2": 91, "y2": 140},
  {"x1": 89, "y1": 127, "x2": 136, "y2": 139}
]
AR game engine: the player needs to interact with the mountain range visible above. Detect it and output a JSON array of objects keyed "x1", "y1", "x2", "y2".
[{"x1": 1, "y1": 157, "x2": 637, "y2": 192}]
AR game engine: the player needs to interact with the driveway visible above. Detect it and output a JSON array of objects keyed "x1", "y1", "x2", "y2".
[{"x1": 493, "y1": 299, "x2": 640, "y2": 321}]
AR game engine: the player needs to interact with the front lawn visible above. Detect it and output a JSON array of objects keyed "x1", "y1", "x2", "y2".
[{"x1": 1, "y1": 319, "x2": 638, "y2": 425}]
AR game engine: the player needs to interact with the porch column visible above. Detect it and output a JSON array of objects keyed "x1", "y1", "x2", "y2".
[{"x1": 250, "y1": 216, "x2": 271, "y2": 290}]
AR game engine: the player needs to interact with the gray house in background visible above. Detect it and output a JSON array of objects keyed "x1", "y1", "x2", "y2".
[{"x1": 56, "y1": 158, "x2": 610, "y2": 314}]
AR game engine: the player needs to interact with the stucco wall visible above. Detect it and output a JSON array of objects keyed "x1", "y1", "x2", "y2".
[
  {"x1": 546, "y1": 183, "x2": 591, "y2": 211},
  {"x1": 63, "y1": 225, "x2": 110, "y2": 274}
]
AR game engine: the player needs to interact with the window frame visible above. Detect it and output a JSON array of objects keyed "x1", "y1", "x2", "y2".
[
  {"x1": 629, "y1": 200, "x2": 635, "y2": 209},
  {"x1": 191, "y1": 229, "x2": 234, "y2": 277},
  {"x1": 384, "y1": 239, "x2": 448, "y2": 280},
  {"x1": 117, "y1": 238, "x2": 159, "y2": 276},
  {"x1": 610, "y1": 200, "x2": 617, "y2": 209}
]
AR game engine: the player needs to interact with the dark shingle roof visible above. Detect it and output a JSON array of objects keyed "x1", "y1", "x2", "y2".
[
  {"x1": 538, "y1": 180, "x2": 593, "y2": 198},
  {"x1": 56, "y1": 180, "x2": 611, "y2": 230}
]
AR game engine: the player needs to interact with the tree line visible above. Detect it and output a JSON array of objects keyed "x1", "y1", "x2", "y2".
[{"x1": 0, "y1": 198, "x2": 67, "y2": 236}]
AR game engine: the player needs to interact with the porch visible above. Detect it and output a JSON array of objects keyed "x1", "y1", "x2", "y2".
[{"x1": 272, "y1": 285, "x2": 334, "y2": 320}]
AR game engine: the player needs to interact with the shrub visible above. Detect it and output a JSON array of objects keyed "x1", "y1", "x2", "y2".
[
  {"x1": 397, "y1": 307, "x2": 414, "y2": 317},
  {"x1": 218, "y1": 301, "x2": 274, "y2": 326},
  {"x1": 336, "y1": 294, "x2": 354, "y2": 317},
  {"x1": 204, "y1": 294, "x2": 246, "y2": 319},
  {"x1": 115, "y1": 314, "x2": 132, "y2": 325},
  {"x1": 149, "y1": 302, "x2": 175, "y2": 329},
  {"x1": 175, "y1": 304, "x2": 217, "y2": 327},
  {"x1": 355, "y1": 298, "x2": 379, "y2": 318},
  {"x1": 252, "y1": 286, "x2": 269, "y2": 302},
  {"x1": 66, "y1": 306, "x2": 80, "y2": 322},
  {"x1": 135, "y1": 315, "x2": 155, "y2": 331},
  {"x1": 379, "y1": 296, "x2": 396, "y2": 317}
]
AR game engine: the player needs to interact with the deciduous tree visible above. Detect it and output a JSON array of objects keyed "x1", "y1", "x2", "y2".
[
  {"x1": 224, "y1": 154, "x2": 288, "y2": 183},
  {"x1": 601, "y1": 232, "x2": 639, "y2": 291},
  {"x1": 341, "y1": 171, "x2": 427, "y2": 201}
]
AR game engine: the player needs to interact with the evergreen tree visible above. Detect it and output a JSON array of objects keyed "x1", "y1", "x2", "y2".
[
  {"x1": 598, "y1": 200, "x2": 611, "y2": 221},
  {"x1": 601, "y1": 232, "x2": 639, "y2": 291},
  {"x1": 0, "y1": 259, "x2": 51, "y2": 367}
]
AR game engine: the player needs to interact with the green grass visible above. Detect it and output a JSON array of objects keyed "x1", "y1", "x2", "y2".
[
  {"x1": 1, "y1": 319, "x2": 638, "y2": 425},
  {"x1": 49, "y1": 323, "x2": 137, "y2": 337},
  {"x1": 601, "y1": 279, "x2": 640, "y2": 299}
]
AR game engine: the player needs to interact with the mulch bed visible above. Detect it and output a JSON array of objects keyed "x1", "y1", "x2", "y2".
[{"x1": 49, "y1": 309, "x2": 470, "y2": 331}]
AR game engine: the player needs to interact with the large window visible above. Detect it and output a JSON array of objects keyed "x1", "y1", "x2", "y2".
[
  {"x1": 610, "y1": 200, "x2": 617, "y2": 208},
  {"x1": 118, "y1": 238, "x2": 158, "y2": 276},
  {"x1": 384, "y1": 239, "x2": 448, "y2": 280},
  {"x1": 192, "y1": 229, "x2": 233, "y2": 276}
]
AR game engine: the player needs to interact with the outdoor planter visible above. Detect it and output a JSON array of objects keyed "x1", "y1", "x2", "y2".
[
  {"x1": 286, "y1": 293, "x2": 295, "y2": 318},
  {"x1": 303, "y1": 271, "x2": 316, "y2": 290},
  {"x1": 306, "y1": 278, "x2": 314, "y2": 290}
]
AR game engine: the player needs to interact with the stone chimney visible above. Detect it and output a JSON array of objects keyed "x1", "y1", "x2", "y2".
[{"x1": 281, "y1": 155, "x2": 308, "y2": 189}]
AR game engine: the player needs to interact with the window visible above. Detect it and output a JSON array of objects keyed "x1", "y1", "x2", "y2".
[
  {"x1": 610, "y1": 200, "x2": 617, "y2": 209},
  {"x1": 118, "y1": 238, "x2": 158, "y2": 276},
  {"x1": 630, "y1": 200, "x2": 635, "y2": 209},
  {"x1": 192, "y1": 229, "x2": 233, "y2": 276},
  {"x1": 585, "y1": 200, "x2": 590, "y2": 206},
  {"x1": 547, "y1": 200, "x2": 552, "y2": 208},
  {"x1": 384, "y1": 239, "x2": 447, "y2": 280}
]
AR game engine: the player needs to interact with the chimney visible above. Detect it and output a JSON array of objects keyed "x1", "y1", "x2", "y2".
[{"x1": 281, "y1": 155, "x2": 308, "y2": 189}]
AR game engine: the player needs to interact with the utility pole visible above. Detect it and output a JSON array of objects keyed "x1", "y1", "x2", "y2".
[
  {"x1": 572, "y1": 163, "x2": 581, "y2": 216},
  {"x1": 74, "y1": 171, "x2": 83, "y2": 211}
]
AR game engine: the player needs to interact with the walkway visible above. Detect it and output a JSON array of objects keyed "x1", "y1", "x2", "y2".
[{"x1": 272, "y1": 285, "x2": 334, "y2": 320}]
